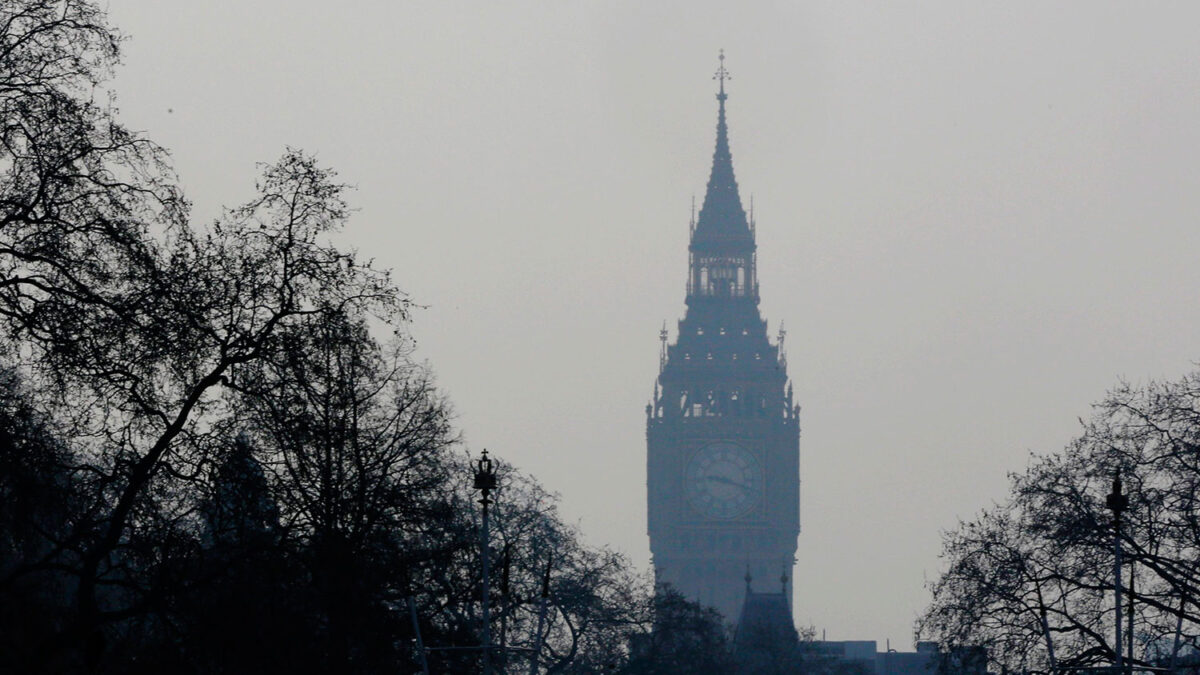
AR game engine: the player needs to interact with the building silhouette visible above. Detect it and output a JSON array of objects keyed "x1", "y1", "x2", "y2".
[
  {"x1": 646, "y1": 53, "x2": 801, "y2": 623},
  {"x1": 644, "y1": 55, "x2": 989, "y2": 675},
  {"x1": 732, "y1": 571, "x2": 801, "y2": 671}
]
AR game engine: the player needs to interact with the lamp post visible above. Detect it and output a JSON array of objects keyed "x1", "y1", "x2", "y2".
[
  {"x1": 1106, "y1": 469, "x2": 1129, "y2": 671},
  {"x1": 474, "y1": 450, "x2": 498, "y2": 675}
]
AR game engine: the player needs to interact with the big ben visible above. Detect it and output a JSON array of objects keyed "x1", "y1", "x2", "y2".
[{"x1": 646, "y1": 53, "x2": 800, "y2": 622}]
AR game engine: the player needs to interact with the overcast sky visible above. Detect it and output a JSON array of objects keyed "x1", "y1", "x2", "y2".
[{"x1": 107, "y1": 1, "x2": 1200, "y2": 649}]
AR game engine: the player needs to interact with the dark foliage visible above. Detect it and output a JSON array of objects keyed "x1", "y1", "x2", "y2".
[
  {"x1": 0, "y1": 373, "x2": 84, "y2": 673},
  {"x1": 620, "y1": 585, "x2": 734, "y2": 675},
  {"x1": 0, "y1": 3, "x2": 668, "y2": 673}
]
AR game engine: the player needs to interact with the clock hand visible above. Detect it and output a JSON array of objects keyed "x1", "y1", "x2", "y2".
[{"x1": 706, "y1": 474, "x2": 751, "y2": 490}]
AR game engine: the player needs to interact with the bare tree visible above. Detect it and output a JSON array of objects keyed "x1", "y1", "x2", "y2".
[
  {"x1": 483, "y1": 467, "x2": 643, "y2": 674},
  {"x1": 228, "y1": 308, "x2": 454, "y2": 671},
  {"x1": 619, "y1": 584, "x2": 733, "y2": 675},
  {"x1": 0, "y1": 1, "x2": 403, "y2": 663},
  {"x1": 383, "y1": 456, "x2": 647, "y2": 674},
  {"x1": 919, "y1": 372, "x2": 1200, "y2": 671},
  {"x1": 0, "y1": 5, "x2": 661, "y2": 673}
]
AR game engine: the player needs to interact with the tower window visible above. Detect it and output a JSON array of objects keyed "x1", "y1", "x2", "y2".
[{"x1": 719, "y1": 327, "x2": 726, "y2": 335}]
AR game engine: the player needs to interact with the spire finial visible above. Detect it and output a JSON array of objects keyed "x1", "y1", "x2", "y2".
[
  {"x1": 659, "y1": 321, "x2": 668, "y2": 373},
  {"x1": 777, "y1": 322, "x2": 788, "y2": 368},
  {"x1": 744, "y1": 564, "x2": 753, "y2": 592},
  {"x1": 714, "y1": 49, "x2": 730, "y2": 100}
]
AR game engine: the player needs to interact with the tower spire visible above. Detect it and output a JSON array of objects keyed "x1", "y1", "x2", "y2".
[
  {"x1": 692, "y1": 50, "x2": 751, "y2": 252},
  {"x1": 711, "y1": 49, "x2": 732, "y2": 177}
]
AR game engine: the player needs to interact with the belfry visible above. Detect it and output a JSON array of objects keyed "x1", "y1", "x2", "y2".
[{"x1": 646, "y1": 52, "x2": 801, "y2": 623}]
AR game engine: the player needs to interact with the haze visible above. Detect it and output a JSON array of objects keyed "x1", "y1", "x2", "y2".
[{"x1": 106, "y1": 1, "x2": 1200, "y2": 648}]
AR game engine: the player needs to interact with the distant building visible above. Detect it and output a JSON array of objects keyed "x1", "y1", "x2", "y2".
[
  {"x1": 811, "y1": 639, "x2": 878, "y2": 673},
  {"x1": 812, "y1": 639, "x2": 987, "y2": 675},
  {"x1": 646, "y1": 51, "x2": 801, "y2": 625},
  {"x1": 733, "y1": 575, "x2": 799, "y2": 669},
  {"x1": 727, "y1": 578, "x2": 986, "y2": 675}
]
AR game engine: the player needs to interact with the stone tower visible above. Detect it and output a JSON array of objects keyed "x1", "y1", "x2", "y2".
[{"x1": 646, "y1": 54, "x2": 800, "y2": 623}]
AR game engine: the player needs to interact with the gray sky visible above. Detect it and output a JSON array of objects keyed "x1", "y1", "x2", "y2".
[{"x1": 108, "y1": 1, "x2": 1200, "y2": 649}]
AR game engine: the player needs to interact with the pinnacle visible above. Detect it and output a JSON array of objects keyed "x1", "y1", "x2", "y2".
[{"x1": 692, "y1": 63, "x2": 753, "y2": 253}]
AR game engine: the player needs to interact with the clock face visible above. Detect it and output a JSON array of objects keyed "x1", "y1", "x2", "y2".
[{"x1": 684, "y1": 442, "x2": 762, "y2": 519}]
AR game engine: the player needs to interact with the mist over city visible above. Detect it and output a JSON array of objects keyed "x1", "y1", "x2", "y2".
[{"x1": 4, "y1": 1, "x2": 1200, "y2": 673}]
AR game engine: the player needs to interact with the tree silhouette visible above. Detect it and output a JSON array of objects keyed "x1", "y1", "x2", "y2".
[
  {"x1": 0, "y1": 372, "x2": 82, "y2": 673},
  {"x1": 230, "y1": 309, "x2": 455, "y2": 672},
  {"x1": 0, "y1": 3, "x2": 657, "y2": 673},
  {"x1": 921, "y1": 371, "x2": 1200, "y2": 671},
  {"x1": 620, "y1": 585, "x2": 733, "y2": 675}
]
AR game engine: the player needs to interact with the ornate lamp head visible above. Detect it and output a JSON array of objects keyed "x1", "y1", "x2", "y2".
[
  {"x1": 474, "y1": 449, "x2": 497, "y2": 493},
  {"x1": 1106, "y1": 468, "x2": 1128, "y2": 517}
]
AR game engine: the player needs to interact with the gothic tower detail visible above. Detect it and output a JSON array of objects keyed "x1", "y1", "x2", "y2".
[{"x1": 646, "y1": 53, "x2": 800, "y2": 622}]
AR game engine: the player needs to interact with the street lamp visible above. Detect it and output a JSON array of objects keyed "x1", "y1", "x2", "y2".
[
  {"x1": 1106, "y1": 469, "x2": 1129, "y2": 671},
  {"x1": 474, "y1": 450, "x2": 498, "y2": 675}
]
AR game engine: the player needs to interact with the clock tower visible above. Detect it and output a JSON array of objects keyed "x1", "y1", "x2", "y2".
[{"x1": 646, "y1": 53, "x2": 800, "y2": 623}]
